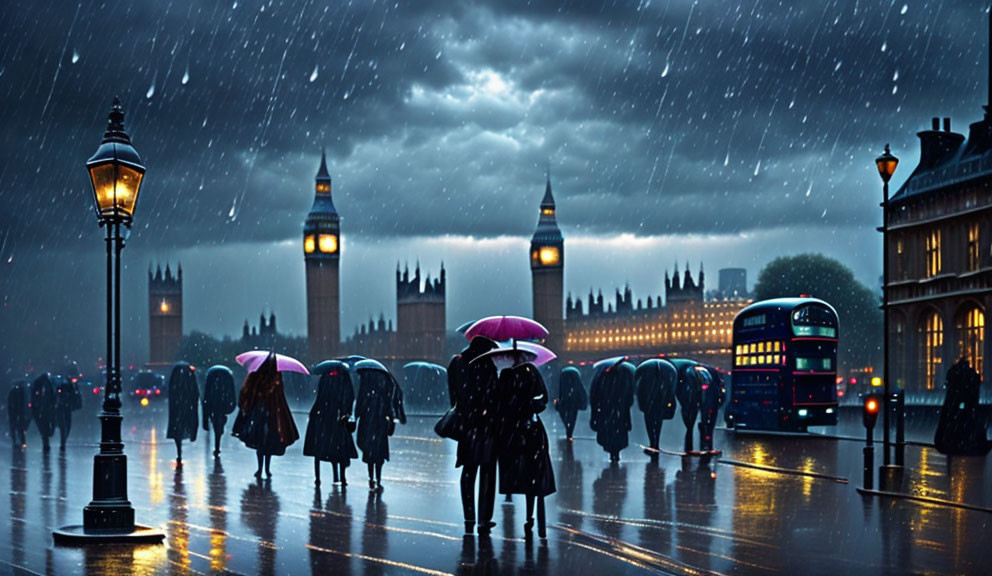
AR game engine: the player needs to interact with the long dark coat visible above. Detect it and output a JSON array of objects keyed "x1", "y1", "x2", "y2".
[
  {"x1": 589, "y1": 362, "x2": 635, "y2": 454},
  {"x1": 697, "y1": 366, "x2": 726, "y2": 427},
  {"x1": 7, "y1": 381, "x2": 29, "y2": 435},
  {"x1": 673, "y1": 362, "x2": 702, "y2": 422},
  {"x1": 556, "y1": 367, "x2": 588, "y2": 426},
  {"x1": 303, "y1": 366, "x2": 359, "y2": 465},
  {"x1": 355, "y1": 369, "x2": 397, "y2": 464},
  {"x1": 54, "y1": 377, "x2": 82, "y2": 436},
  {"x1": 202, "y1": 366, "x2": 237, "y2": 431},
  {"x1": 496, "y1": 363, "x2": 556, "y2": 497},
  {"x1": 935, "y1": 358, "x2": 991, "y2": 455},
  {"x1": 447, "y1": 336, "x2": 499, "y2": 468},
  {"x1": 635, "y1": 360, "x2": 677, "y2": 421},
  {"x1": 232, "y1": 355, "x2": 300, "y2": 456},
  {"x1": 30, "y1": 374, "x2": 57, "y2": 439},
  {"x1": 167, "y1": 364, "x2": 200, "y2": 442}
]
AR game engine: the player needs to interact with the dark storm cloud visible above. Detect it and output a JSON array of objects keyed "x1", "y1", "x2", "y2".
[{"x1": 2, "y1": 0, "x2": 991, "y2": 367}]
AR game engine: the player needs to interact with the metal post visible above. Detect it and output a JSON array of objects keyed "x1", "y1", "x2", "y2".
[
  {"x1": 895, "y1": 390, "x2": 905, "y2": 466},
  {"x1": 864, "y1": 425, "x2": 874, "y2": 491},
  {"x1": 881, "y1": 180, "x2": 891, "y2": 467}
]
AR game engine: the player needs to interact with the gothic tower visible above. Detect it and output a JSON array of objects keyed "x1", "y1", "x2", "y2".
[
  {"x1": 148, "y1": 263, "x2": 183, "y2": 366},
  {"x1": 530, "y1": 171, "x2": 564, "y2": 352},
  {"x1": 304, "y1": 149, "x2": 340, "y2": 362}
]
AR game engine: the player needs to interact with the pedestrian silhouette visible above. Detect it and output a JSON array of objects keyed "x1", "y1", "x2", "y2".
[
  {"x1": 232, "y1": 353, "x2": 300, "y2": 478},
  {"x1": 495, "y1": 361, "x2": 556, "y2": 539},
  {"x1": 934, "y1": 357, "x2": 992, "y2": 455},
  {"x1": 671, "y1": 360, "x2": 702, "y2": 453},
  {"x1": 634, "y1": 359, "x2": 677, "y2": 457},
  {"x1": 696, "y1": 365, "x2": 726, "y2": 453},
  {"x1": 167, "y1": 363, "x2": 200, "y2": 465},
  {"x1": 202, "y1": 365, "x2": 237, "y2": 457},
  {"x1": 304, "y1": 361, "x2": 358, "y2": 487},
  {"x1": 53, "y1": 374, "x2": 81, "y2": 451},
  {"x1": 7, "y1": 380, "x2": 29, "y2": 448},
  {"x1": 30, "y1": 374, "x2": 57, "y2": 452},
  {"x1": 555, "y1": 366, "x2": 588, "y2": 441},
  {"x1": 447, "y1": 336, "x2": 500, "y2": 535},
  {"x1": 589, "y1": 359, "x2": 635, "y2": 462},
  {"x1": 355, "y1": 360, "x2": 404, "y2": 492}
]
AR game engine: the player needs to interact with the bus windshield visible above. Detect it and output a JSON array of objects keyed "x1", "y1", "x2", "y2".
[{"x1": 791, "y1": 305, "x2": 837, "y2": 338}]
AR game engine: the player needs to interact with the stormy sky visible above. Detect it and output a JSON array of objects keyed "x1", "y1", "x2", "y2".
[{"x1": 1, "y1": 0, "x2": 989, "y2": 372}]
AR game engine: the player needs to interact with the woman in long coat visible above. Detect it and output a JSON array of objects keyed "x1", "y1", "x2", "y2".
[
  {"x1": 589, "y1": 360, "x2": 635, "y2": 462},
  {"x1": 304, "y1": 362, "x2": 358, "y2": 486},
  {"x1": 54, "y1": 375, "x2": 82, "y2": 450},
  {"x1": 447, "y1": 336, "x2": 499, "y2": 535},
  {"x1": 202, "y1": 365, "x2": 237, "y2": 457},
  {"x1": 355, "y1": 362, "x2": 404, "y2": 492},
  {"x1": 555, "y1": 366, "x2": 588, "y2": 441},
  {"x1": 635, "y1": 359, "x2": 677, "y2": 456},
  {"x1": 671, "y1": 360, "x2": 702, "y2": 453},
  {"x1": 496, "y1": 361, "x2": 556, "y2": 539},
  {"x1": 232, "y1": 354, "x2": 300, "y2": 478},
  {"x1": 30, "y1": 374, "x2": 57, "y2": 452},
  {"x1": 7, "y1": 380, "x2": 29, "y2": 448},
  {"x1": 167, "y1": 363, "x2": 200, "y2": 464}
]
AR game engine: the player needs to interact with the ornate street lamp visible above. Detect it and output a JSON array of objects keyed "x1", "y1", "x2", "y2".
[
  {"x1": 53, "y1": 98, "x2": 164, "y2": 544},
  {"x1": 874, "y1": 144, "x2": 900, "y2": 470}
]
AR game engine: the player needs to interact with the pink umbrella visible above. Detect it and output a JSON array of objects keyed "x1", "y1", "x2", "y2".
[
  {"x1": 465, "y1": 316, "x2": 549, "y2": 342},
  {"x1": 235, "y1": 351, "x2": 310, "y2": 375},
  {"x1": 471, "y1": 346, "x2": 538, "y2": 369},
  {"x1": 515, "y1": 341, "x2": 557, "y2": 367}
]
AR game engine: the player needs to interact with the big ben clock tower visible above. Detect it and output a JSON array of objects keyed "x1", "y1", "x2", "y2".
[
  {"x1": 530, "y1": 171, "x2": 564, "y2": 353},
  {"x1": 304, "y1": 149, "x2": 340, "y2": 362}
]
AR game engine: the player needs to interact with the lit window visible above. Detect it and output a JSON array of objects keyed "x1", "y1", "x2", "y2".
[
  {"x1": 318, "y1": 234, "x2": 338, "y2": 253},
  {"x1": 895, "y1": 238, "x2": 905, "y2": 280},
  {"x1": 758, "y1": 342, "x2": 765, "y2": 353},
  {"x1": 304, "y1": 235, "x2": 316, "y2": 253},
  {"x1": 159, "y1": 300, "x2": 170, "y2": 313},
  {"x1": 967, "y1": 223, "x2": 980, "y2": 272},
  {"x1": 920, "y1": 310, "x2": 944, "y2": 390},
  {"x1": 541, "y1": 208, "x2": 554, "y2": 216},
  {"x1": 956, "y1": 306, "x2": 985, "y2": 382},
  {"x1": 316, "y1": 182, "x2": 331, "y2": 194},
  {"x1": 925, "y1": 229, "x2": 941, "y2": 277}
]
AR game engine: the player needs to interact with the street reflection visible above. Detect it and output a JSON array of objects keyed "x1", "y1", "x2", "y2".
[
  {"x1": 641, "y1": 459, "x2": 671, "y2": 556},
  {"x1": 309, "y1": 486, "x2": 353, "y2": 575},
  {"x1": 241, "y1": 478, "x2": 280, "y2": 576},
  {"x1": 82, "y1": 543, "x2": 165, "y2": 575},
  {"x1": 592, "y1": 463, "x2": 627, "y2": 540},
  {"x1": 167, "y1": 468, "x2": 191, "y2": 571},
  {"x1": 458, "y1": 534, "x2": 499, "y2": 575},
  {"x1": 207, "y1": 458, "x2": 229, "y2": 572},
  {"x1": 555, "y1": 440, "x2": 584, "y2": 531},
  {"x1": 361, "y1": 492, "x2": 388, "y2": 576},
  {"x1": 673, "y1": 457, "x2": 716, "y2": 571},
  {"x1": 10, "y1": 449, "x2": 25, "y2": 569}
]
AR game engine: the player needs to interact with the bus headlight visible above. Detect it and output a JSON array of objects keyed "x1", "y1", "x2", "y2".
[
  {"x1": 825, "y1": 408, "x2": 834, "y2": 414},
  {"x1": 797, "y1": 409, "x2": 808, "y2": 417}
]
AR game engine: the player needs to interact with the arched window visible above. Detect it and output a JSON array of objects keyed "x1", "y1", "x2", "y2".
[
  {"x1": 956, "y1": 306, "x2": 985, "y2": 382},
  {"x1": 919, "y1": 310, "x2": 943, "y2": 390}
]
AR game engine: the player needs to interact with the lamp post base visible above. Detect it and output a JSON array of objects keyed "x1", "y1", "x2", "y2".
[{"x1": 52, "y1": 524, "x2": 165, "y2": 545}]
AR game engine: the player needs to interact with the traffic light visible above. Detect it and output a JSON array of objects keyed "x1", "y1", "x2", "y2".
[{"x1": 863, "y1": 394, "x2": 881, "y2": 431}]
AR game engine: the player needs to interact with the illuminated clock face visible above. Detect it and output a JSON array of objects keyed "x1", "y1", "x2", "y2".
[
  {"x1": 318, "y1": 234, "x2": 338, "y2": 253},
  {"x1": 538, "y1": 246, "x2": 560, "y2": 265},
  {"x1": 160, "y1": 300, "x2": 170, "y2": 313},
  {"x1": 304, "y1": 235, "x2": 316, "y2": 253}
]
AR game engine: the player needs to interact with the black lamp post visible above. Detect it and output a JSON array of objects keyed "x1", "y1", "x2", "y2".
[
  {"x1": 874, "y1": 144, "x2": 899, "y2": 470},
  {"x1": 53, "y1": 98, "x2": 164, "y2": 544}
]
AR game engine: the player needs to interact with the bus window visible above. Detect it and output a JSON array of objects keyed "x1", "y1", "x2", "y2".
[{"x1": 791, "y1": 305, "x2": 838, "y2": 338}]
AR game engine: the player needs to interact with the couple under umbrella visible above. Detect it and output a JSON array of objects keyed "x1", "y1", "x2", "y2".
[
  {"x1": 446, "y1": 316, "x2": 557, "y2": 539},
  {"x1": 231, "y1": 353, "x2": 303, "y2": 478}
]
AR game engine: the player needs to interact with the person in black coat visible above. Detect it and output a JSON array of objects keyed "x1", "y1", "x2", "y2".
[
  {"x1": 202, "y1": 365, "x2": 237, "y2": 457},
  {"x1": 232, "y1": 354, "x2": 300, "y2": 478},
  {"x1": 934, "y1": 357, "x2": 992, "y2": 455},
  {"x1": 355, "y1": 364, "x2": 404, "y2": 492},
  {"x1": 671, "y1": 360, "x2": 702, "y2": 453},
  {"x1": 447, "y1": 336, "x2": 499, "y2": 535},
  {"x1": 496, "y1": 362, "x2": 556, "y2": 539},
  {"x1": 304, "y1": 362, "x2": 358, "y2": 486},
  {"x1": 555, "y1": 367, "x2": 588, "y2": 441},
  {"x1": 589, "y1": 361, "x2": 635, "y2": 462},
  {"x1": 30, "y1": 374, "x2": 57, "y2": 452},
  {"x1": 53, "y1": 375, "x2": 82, "y2": 450},
  {"x1": 635, "y1": 359, "x2": 677, "y2": 457},
  {"x1": 696, "y1": 365, "x2": 726, "y2": 452},
  {"x1": 7, "y1": 380, "x2": 29, "y2": 448},
  {"x1": 167, "y1": 363, "x2": 200, "y2": 465}
]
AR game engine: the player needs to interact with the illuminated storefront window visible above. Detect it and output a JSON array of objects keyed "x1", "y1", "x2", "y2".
[
  {"x1": 926, "y1": 230, "x2": 942, "y2": 277},
  {"x1": 921, "y1": 310, "x2": 944, "y2": 390},
  {"x1": 956, "y1": 306, "x2": 985, "y2": 382}
]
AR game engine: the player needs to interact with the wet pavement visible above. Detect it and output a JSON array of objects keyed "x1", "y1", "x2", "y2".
[{"x1": 2, "y1": 405, "x2": 991, "y2": 575}]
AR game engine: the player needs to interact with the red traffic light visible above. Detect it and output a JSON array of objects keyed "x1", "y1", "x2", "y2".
[
  {"x1": 863, "y1": 394, "x2": 881, "y2": 431},
  {"x1": 865, "y1": 398, "x2": 879, "y2": 414}
]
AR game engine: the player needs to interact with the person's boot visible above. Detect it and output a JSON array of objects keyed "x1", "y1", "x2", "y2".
[{"x1": 464, "y1": 521, "x2": 475, "y2": 535}]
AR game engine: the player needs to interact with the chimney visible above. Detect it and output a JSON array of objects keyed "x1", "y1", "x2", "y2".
[
  {"x1": 943, "y1": 117, "x2": 951, "y2": 132},
  {"x1": 918, "y1": 118, "x2": 964, "y2": 169}
]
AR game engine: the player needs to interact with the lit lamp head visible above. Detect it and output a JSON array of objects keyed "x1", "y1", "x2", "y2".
[
  {"x1": 874, "y1": 143, "x2": 898, "y2": 184},
  {"x1": 87, "y1": 97, "x2": 145, "y2": 226}
]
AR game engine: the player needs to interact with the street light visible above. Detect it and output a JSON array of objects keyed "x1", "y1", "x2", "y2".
[
  {"x1": 874, "y1": 143, "x2": 901, "y2": 470},
  {"x1": 53, "y1": 98, "x2": 164, "y2": 544}
]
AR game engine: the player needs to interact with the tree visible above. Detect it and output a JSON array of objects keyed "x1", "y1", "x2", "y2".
[{"x1": 753, "y1": 254, "x2": 881, "y2": 373}]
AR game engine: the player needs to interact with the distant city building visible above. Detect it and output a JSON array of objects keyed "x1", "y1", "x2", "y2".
[
  {"x1": 148, "y1": 263, "x2": 183, "y2": 366},
  {"x1": 885, "y1": 37, "x2": 992, "y2": 389},
  {"x1": 343, "y1": 262, "x2": 447, "y2": 366},
  {"x1": 242, "y1": 311, "x2": 280, "y2": 348},
  {"x1": 563, "y1": 263, "x2": 749, "y2": 368},
  {"x1": 304, "y1": 150, "x2": 341, "y2": 362},
  {"x1": 718, "y1": 268, "x2": 748, "y2": 299}
]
